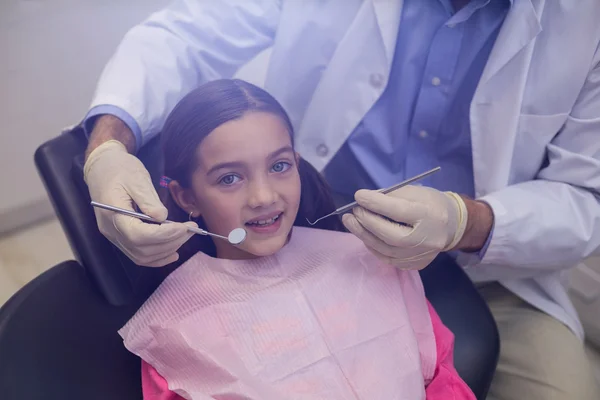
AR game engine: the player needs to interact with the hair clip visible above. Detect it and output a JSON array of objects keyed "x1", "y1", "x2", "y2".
[{"x1": 159, "y1": 176, "x2": 172, "y2": 188}]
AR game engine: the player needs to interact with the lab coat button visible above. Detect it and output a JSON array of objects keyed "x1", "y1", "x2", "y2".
[
  {"x1": 418, "y1": 130, "x2": 429, "y2": 139},
  {"x1": 431, "y1": 77, "x2": 441, "y2": 86},
  {"x1": 369, "y1": 73, "x2": 385, "y2": 88},
  {"x1": 316, "y1": 144, "x2": 329, "y2": 157}
]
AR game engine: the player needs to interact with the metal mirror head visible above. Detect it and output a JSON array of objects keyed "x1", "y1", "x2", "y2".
[{"x1": 228, "y1": 228, "x2": 247, "y2": 245}]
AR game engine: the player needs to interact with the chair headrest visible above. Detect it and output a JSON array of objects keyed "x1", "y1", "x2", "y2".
[{"x1": 35, "y1": 127, "x2": 178, "y2": 306}]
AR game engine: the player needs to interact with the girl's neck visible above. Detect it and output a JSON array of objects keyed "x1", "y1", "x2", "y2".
[{"x1": 214, "y1": 242, "x2": 258, "y2": 260}]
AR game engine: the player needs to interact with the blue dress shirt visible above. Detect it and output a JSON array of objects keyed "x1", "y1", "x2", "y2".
[{"x1": 348, "y1": 0, "x2": 510, "y2": 256}]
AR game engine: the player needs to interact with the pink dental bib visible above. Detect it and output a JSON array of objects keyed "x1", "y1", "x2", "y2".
[{"x1": 119, "y1": 227, "x2": 436, "y2": 400}]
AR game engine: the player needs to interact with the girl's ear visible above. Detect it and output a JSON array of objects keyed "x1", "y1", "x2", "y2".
[
  {"x1": 168, "y1": 180, "x2": 200, "y2": 218},
  {"x1": 295, "y1": 151, "x2": 301, "y2": 166}
]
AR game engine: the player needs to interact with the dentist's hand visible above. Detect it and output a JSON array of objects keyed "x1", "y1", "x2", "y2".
[
  {"x1": 84, "y1": 133, "x2": 196, "y2": 267},
  {"x1": 342, "y1": 185, "x2": 493, "y2": 270}
]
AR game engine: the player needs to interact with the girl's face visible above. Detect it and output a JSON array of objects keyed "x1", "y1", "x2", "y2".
[{"x1": 172, "y1": 111, "x2": 301, "y2": 260}]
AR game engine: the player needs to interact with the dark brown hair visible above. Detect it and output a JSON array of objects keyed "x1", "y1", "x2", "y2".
[{"x1": 161, "y1": 79, "x2": 345, "y2": 263}]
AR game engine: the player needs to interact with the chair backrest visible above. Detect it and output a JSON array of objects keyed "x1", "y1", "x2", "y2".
[
  {"x1": 34, "y1": 127, "x2": 175, "y2": 306},
  {"x1": 0, "y1": 261, "x2": 143, "y2": 400}
]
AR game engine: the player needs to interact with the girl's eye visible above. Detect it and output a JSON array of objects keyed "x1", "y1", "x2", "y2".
[
  {"x1": 271, "y1": 161, "x2": 292, "y2": 173},
  {"x1": 219, "y1": 174, "x2": 241, "y2": 186}
]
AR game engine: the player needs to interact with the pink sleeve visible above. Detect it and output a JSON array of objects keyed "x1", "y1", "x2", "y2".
[
  {"x1": 141, "y1": 360, "x2": 185, "y2": 400},
  {"x1": 425, "y1": 301, "x2": 477, "y2": 400}
]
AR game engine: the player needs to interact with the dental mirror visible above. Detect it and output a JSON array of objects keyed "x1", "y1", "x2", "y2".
[
  {"x1": 227, "y1": 228, "x2": 247, "y2": 245},
  {"x1": 90, "y1": 201, "x2": 247, "y2": 245}
]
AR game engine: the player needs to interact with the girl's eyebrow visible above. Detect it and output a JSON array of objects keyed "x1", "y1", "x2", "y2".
[
  {"x1": 206, "y1": 161, "x2": 245, "y2": 176},
  {"x1": 206, "y1": 145, "x2": 294, "y2": 176},
  {"x1": 267, "y1": 145, "x2": 294, "y2": 160}
]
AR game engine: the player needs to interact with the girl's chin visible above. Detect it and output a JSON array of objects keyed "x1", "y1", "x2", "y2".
[{"x1": 242, "y1": 231, "x2": 292, "y2": 258}]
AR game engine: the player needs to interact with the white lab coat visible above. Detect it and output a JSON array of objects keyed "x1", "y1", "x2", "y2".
[{"x1": 90, "y1": 0, "x2": 600, "y2": 340}]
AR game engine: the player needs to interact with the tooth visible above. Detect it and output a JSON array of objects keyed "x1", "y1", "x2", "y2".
[{"x1": 248, "y1": 215, "x2": 280, "y2": 226}]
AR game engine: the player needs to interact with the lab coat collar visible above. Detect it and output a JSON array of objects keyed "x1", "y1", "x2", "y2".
[
  {"x1": 470, "y1": 0, "x2": 544, "y2": 196},
  {"x1": 371, "y1": 0, "x2": 404, "y2": 71},
  {"x1": 479, "y1": 0, "x2": 541, "y2": 86}
]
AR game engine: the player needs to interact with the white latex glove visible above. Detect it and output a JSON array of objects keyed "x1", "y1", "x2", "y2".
[
  {"x1": 342, "y1": 185, "x2": 468, "y2": 270},
  {"x1": 83, "y1": 140, "x2": 196, "y2": 267}
]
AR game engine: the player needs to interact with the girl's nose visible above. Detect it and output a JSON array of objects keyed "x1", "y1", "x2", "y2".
[{"x1": 247, "y1": 180, "x2": 278, "y2": 208}]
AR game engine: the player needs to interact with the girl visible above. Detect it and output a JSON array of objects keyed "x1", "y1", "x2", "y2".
[{"x1": 119, "y1": 79, "x2": 475, "y2": 400}]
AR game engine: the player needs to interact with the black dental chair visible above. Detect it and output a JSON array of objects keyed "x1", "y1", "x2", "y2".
[{"x1": 0, "y1": 127, "x2": 500, "y2": 400}]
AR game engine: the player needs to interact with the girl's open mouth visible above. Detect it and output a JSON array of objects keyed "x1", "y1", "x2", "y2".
[{"x1": 245, "y1": 213, "x2": 283, "y2": 233}]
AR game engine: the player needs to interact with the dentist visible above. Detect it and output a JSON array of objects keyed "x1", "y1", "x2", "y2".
[{"x1": 82, "y1": 1, "x2": 600, "y2": 398}]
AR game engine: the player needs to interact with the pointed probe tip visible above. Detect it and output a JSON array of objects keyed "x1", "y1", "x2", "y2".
[{"x1": 306, "y1": 217, "x2": 321, "y2": 226}]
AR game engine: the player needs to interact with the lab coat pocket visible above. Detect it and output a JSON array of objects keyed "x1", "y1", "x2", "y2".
[{"x1": 512, "y1": 112, "x2": 569, "y2": 182}]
